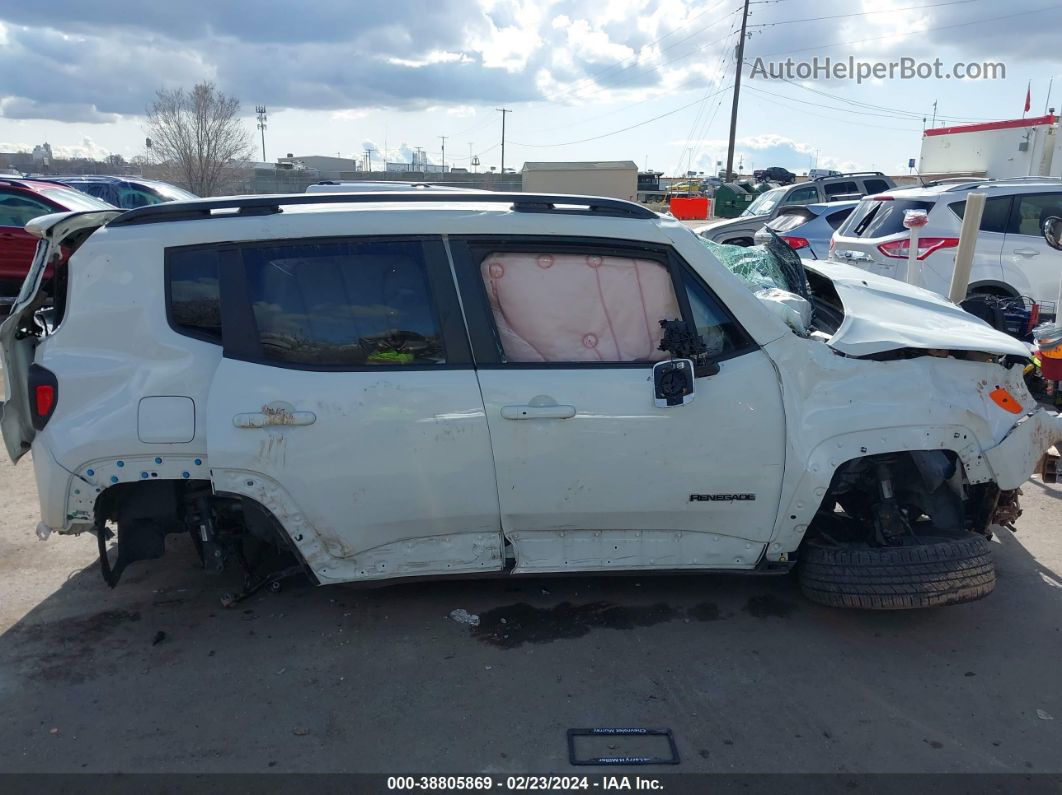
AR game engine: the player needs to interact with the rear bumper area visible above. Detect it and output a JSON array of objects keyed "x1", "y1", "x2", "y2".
[
  {"x1": 31, "y1": 441, "x2": 82, "y2": 534},
  {"x1": 984, "y1": 409, "x2": 1062, "y2": 490}
]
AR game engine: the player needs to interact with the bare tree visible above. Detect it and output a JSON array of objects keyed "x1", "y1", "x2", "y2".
[{"x1": 144, "y1": 82, "x2": 253, "y2": 196}]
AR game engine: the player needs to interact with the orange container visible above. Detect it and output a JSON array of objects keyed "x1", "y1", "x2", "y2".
[{"x1": 670, "y1": 197, "x2": 711, "y2": 220}]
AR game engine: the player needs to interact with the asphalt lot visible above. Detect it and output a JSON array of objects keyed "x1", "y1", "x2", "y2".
[{"x1": 0, "y1": 407, "x2": 1060, "y2": 774}]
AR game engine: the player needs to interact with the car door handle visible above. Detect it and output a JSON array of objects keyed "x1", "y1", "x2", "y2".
[
  {"x1": 501, "y1": 404, "x2": 577, "y2": 420},
  {"x1": 1013, "y1": 248, "x2": 1040, "y2": 257},
  {"x1": 233, "y1": 410, "x2": 317, "y2": 428}
]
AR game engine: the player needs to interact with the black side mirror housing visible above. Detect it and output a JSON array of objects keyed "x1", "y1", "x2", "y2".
[
  {"x1": 653, "y1": 359, "x2": 695, "y2": 407},
  {"x1": 1043, "y1": 216, "x2": 1062, "y2": 251}
]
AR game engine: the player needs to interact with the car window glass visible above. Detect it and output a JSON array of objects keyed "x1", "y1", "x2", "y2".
[
  {"x1": 38, "y1": 185, "x2": 115, "y2": 210},
  {"x1": 480, "y1": 250, "x2": 682, "y2": 363},
  {"x1": 786, "y1": 185, "x2": 819, "y2": 204},
  {"x1": 1013, "y1": 193, "x2": 1062, "y2": 237},
  {"x1": 823, "y1": 181, "x2": 857, "y2": 197},
  {"x1": 743, "y1": 187, "x2": 785, "y2": 216},
  {"x1": 0, "y1": 192, "x2": 52, "y2": 227},
  {"x1": 863, "y1": 179, "x2": 890, "y2": 194},
  {"x1": 118, "y1": 186, "x2": 165, "y2": 208},
  {"x1": 167, "y1": 248, "x2": 222, "y2": 343},
  {"x1": 826, "y1": 208, "x2": 854, "y2": 229},
  {"x1": 681, "y1": 271, "x2": 744, "y2": 359},
  {"x1": 244, "y1": 239, "x2": 444, "y2": 367},
  {"x1": 766, "y1": 212, "x2": 810, "y2": 232},
  {"x1": 949, "y1": 196, "x2": 1014, "y2": 234}
]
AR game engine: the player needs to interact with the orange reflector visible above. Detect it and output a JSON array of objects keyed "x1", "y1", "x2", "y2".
[{"x1": 989, "y1": 387, "x2": 1023, "y2": 415}]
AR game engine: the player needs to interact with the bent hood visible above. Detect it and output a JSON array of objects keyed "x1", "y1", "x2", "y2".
[{"x1": 804, "y1": 259, "x2": 1031, "y2": 359}]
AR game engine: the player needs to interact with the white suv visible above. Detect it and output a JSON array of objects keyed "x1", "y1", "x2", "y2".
[
  {"x1": 2, "y1": 192, "x2": 1059, "y2": 610},
  {"x1": 830, "y1": 178, "x2": 1062, "y2": 312}
]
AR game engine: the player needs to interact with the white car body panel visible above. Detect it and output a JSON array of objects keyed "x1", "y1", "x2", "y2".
[
  {"x1": 805, "y1": 261, "x2": 1030, "y2": 358},
  {"x1": 206, "y1": 359, "x2": 505, "y2": 581},
  {"x1": 4, "y1": 196, "x2": 1061, "y2": 585},
  {"x1": 476, "y1": 352, "x2": 785, "y2": 573}
]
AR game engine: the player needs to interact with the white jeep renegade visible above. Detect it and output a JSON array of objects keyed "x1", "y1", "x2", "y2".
[{"x1": 2, "y1": 192, "x2": 1059, "y2": 609}]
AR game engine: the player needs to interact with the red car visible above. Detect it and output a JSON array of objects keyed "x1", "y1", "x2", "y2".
[{"x1": 0, "y1": 178, "x2": 115, "y2": 310}]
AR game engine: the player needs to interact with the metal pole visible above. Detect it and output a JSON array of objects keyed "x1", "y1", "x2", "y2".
[
  {"x1": 439, "y1": 135, "x2": 447, "y2": 172},
  {"x1": 497, "y1": 108, "x2": 511, "y2": 174},
  {"x1": 255, "y1": 105, "x2": 267, "y2": 163},
  {"x1": 949, "y1": 192, "x2": 986, "y2": 303},
  {"x1": 724, "y1": 0, "x2": 751, "y2": 182}
]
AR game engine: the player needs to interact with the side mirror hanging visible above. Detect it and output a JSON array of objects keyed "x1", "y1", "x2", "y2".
[
  {"x1": 1043, "y1": 216, "x2": 1062, "y2": 251},
  {"x1": 653, "y1": 359, "x2": 695, "y2": 407}
]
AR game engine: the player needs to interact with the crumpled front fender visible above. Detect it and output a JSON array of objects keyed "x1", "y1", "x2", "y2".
[{"x1": 984, "y1": 409, "x2": 1062, "y2": 490}]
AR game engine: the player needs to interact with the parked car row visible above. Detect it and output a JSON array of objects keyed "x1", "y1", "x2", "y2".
[
  {"x1": 0, "y1": 176, "x2": 196, "y2": 312},
  {"x1": 696, "y1": 175, "x2": 1062, "y2": 324},
  {"x1": 694, "y1": 172, "x2": 896, "y2": 246}
]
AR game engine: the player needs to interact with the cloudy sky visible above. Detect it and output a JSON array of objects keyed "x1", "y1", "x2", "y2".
[{"x1": 1, "y1": 0, "x2": 1060, "y2": 175}]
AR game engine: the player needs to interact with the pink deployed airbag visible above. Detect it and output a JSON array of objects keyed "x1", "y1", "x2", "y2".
[{"x1": 481, "y1": 252, "x2": 681, "y2": 362}]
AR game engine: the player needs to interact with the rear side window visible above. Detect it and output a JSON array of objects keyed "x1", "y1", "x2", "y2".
[
  {"x1": 785, "y1": 185, "x2": 818, "y2": 205},
  {"x1": 766, "y1": 211, "x2": 813, "y2": 233},
  {"x1": 838, "y1": 198, "x2": 935, "y2": 238},
  {"x1": 1011, "y1": 193, "x2": 1062, "y2": 236},
  {"x1": 948, "y1": 196, "x2": 1013, "y2": 234},
  {"x1": 243, "y1": 239, "x2": 445, "y2": 367},
  {"x1": 863, "y1": 178, "x2": 891, "y2": 194},
  {"x1": 823, "y1": 181, "x2": 857, "y2": 198},
  {"x1": 825, "y1": 208, "x2": 854, "y2": 229},
  {"x1": 167, "y1": 249, "x2": 222, "y2": 343},
  {"x1": 0, "y1": 191, "x2": 52, "y2": 227}
]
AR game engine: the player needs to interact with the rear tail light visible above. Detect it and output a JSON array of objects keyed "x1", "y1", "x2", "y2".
[
  {"x1": 780, "y1": 236, "x2": 809, "y2": 250},
  {"x1": 28, "y1": 364, "x2": 58, "y2": 431},
  {"x1": 877, "y1": 237, "x2": 960, "y2": 261}
]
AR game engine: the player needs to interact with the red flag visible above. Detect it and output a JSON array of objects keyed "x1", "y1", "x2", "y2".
[{"x1": 1025, "y1": 82, "x2": 1031, "y2": 113}]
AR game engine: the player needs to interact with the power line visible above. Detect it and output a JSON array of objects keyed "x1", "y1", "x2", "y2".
[
  {"x1": 742, "y1": 83, "x2": 923, "y2": 131},
  {"x1": 741, "y1": 60, "x2": 1009, "y2": 122},
  {"x1": 509, "y1": 87, "x2": 732, "y2": 148},
  {"x1": 757, "y1": 4, "x2": 1056, "y2": 58},
  {"x1": 540, "y1": 0, "x2": 742, "y2": 105},
  {"x1": 520, "y1": 21, "x2": 747, "y2": 140},
  {"x1": 748, "y1": 0, "x2": 984, "y2": 27}
]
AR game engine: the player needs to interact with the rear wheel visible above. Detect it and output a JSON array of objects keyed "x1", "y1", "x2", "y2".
[{"x1": 799, "y1": 531, "x2": 995, "y2": 610}]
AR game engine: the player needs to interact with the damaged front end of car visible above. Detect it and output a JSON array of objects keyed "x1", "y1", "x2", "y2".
[{"x1": 703, "y1": 234, "x2": 1062, "y2": 606}]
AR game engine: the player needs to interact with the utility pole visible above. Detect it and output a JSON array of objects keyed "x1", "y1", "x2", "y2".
[
  {"x1": 724, "y1": 0, "x2": 750, "y2": 183},
  {"x1": 439, "y1": 135, "x2": 447, "y2": 172},
  {"x1": 930, "y1": 100, "x2": 938, "y2": 128},
  {"x1": 255, "y1": 105, "x2": 268, "y2": 162},
  {"x1": 497, "y1": 108, "x2": 511, "y2": 173},
  {"x1": 414, "y1": 146, "x2": 424, "y2": 171},
  {"x1": 364, "y1": 148, "x2": 372, "y2": 172}
]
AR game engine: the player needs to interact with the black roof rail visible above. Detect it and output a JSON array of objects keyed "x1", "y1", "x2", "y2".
[
  {"x1": 811, "y1": 170, "x2": 887, "y2": 181},
  {"x1": 107, "y1": 191, "x2": 659, "y2": 227}
]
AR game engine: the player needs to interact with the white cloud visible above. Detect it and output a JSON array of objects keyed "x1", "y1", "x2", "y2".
[{"x1": 0, "y1": 136, "x2": 112, "y2": 159}]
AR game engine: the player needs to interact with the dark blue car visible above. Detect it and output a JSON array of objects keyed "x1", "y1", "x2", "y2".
[{"x1": 34, "y1": 175, "x2": 198, "y2": 209}]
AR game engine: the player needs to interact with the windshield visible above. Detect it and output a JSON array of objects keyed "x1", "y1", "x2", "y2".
[
  {"x1": 145, "y1": 182, "x2": 199, "y2": 201},
  {"x1": 742, "y1": 187, "x2": 785, "y2": 217},
  {"x1": 37, "y1": 186, "x2": 116, "y2": 211}
]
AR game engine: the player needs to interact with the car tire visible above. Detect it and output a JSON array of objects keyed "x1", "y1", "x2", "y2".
[{"x1": 798, "y1": 531, "x2": 995, "y2": 610}]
